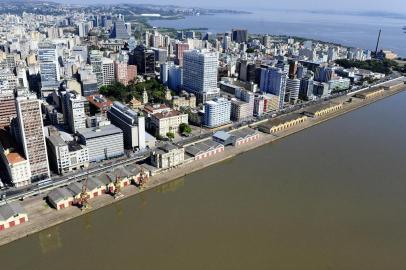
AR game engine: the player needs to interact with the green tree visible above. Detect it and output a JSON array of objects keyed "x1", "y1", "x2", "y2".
[
  {"x1": 166, "y1": 132, "x2": 175, "y2": 139},
  {"x1": 179, "y1": 123, "x2": 192, "y2": 134}
]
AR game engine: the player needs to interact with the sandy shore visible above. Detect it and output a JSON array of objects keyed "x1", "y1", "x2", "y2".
[{"x1": 0, "y1": 86, "x2": 404, "y2": 247}]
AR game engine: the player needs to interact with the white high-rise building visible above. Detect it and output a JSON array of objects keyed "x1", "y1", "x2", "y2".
[
  {"x1": 183, "y1": 49, "x2": 220, "y2": 103},
  {"x1": 102, "y1": 58, "x2": 115, "y2": 86},
  {"x1": 63, "y1": 92, "x2": 87, "y2": 133},
  {"x1": 15, "y1": 93, "x2": 50, "y2": 181},
  {"x1": 204, "y1": 97, "x2": 231, "y2": 128},
  {"x1": 78, "y1": 21, "x2": 91, "y2": 37},
  {"x1": 38, "y1": 42, "x2": 60, "y2": 95}
]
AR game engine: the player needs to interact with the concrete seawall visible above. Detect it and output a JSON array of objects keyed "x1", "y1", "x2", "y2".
[{"x1": 0, "y1": 86, "x2": 405, "y2": 247}]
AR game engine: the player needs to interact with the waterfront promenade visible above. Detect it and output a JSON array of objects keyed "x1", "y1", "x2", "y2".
[{"x1": 0, "y1": 85, "x2": 405, "y2": 247}]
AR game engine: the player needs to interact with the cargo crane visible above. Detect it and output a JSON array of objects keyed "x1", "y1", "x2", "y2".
[
  {"x1": 138, "y1": 168, "x2": 149, "y2": 188},
  {"x1": 77, "y1": 177, "x2": 91, "y2": 211},
  {"x1": 113, "y1": 175, "x2": 124, "y2": 200}
]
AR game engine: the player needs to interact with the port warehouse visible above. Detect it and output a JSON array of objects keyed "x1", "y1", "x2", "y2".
[
  {"x1": 354, "y1": 87, "x2": 386, "y2": 99},
  {"x1": 303, "y1": 102, "x2": 343, "y2": 117},
  {"x1": 47, "y1": 164, "x2": 148, "y2": 211},
  {"x1": 258, "y1": 114, "x2": 308, "y2": 134},
  {"x1": 0, "y1": 202, "x2": 28, "y2": 231},
  {"x1": 354, "y1": 79, "x2": 406, "y2": 100},
  {"x1": 185, "y1": 128, "x2": 259, "y2": 160}
]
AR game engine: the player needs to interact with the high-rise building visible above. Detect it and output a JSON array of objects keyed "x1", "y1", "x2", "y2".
[
  {"x1": 168, "y1": 65, "x2": 183, "y2": 91},
  {"x1": 38, "y1": 42, "x2": 60, "y2": 95},
  {"x1": 110, "y1": 19, "x2": 130, "y2": 39},
  {"x1": 160, "y1": 62, "x2": 174, "y2": 85},
  {"x1": 175, "y1": 43, "x2": 189, "y2": 66},
  {"x1": 107, "y1": 102, "x2": 146, "y2": 150},
  {"x1": 62, "y1": 92, "x2": 87, "y2": 133},
  {"x1": 130, "y1": 45, "x2": 155, "y2": 75},
  {"x1": 232, "y1": 29, "x2": 248, "y2": 43},
  {"x1": 260, "y1": 67, "x2": 288, "y2": 110},
  {"x1": 78, "y1": 21, "x2": 91, "y2": 37},
  {"x1": 15, "y1": 94, "x2": 50, "y2": 181},
  {"x1": 72, "y1": 45, "x2": 88, "y2": 62},
  {"x1": 89, "y1": 50, "x2": 104, "y2": 88},
  {"x1": 204, "y1": 97, "x2": 231, "y2": 128},
  {"x1": 183, "y1": 50, "x2": 220, "y2": 103},
  {"x1": 102, "y1": 58, "x2": 115, "y2": 86},
  {"x1": 285, "y1": 78, "x2": 300, "y2": 103},
  {"x1": 315, "y1": 66, "x2": 336, "y2": 83},
  {"x1": 0, "y1": 68, "x2": 17, "y2": 128},
  {"x1": 299, "y1": 77, "x2": 315, "y2": 101},
  {"x1": 152, "y1": 48, "x2": 168, "y2": 64},
  {"x1": 114, "y1": 61, "x2": 128, "y2": 86}
]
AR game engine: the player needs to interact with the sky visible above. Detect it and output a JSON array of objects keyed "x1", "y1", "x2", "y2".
[{"x1": 54, "y1": 0, "x2": 406, "y2": 14}]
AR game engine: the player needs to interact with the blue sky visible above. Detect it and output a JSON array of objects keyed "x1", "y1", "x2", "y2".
[{"x1": 54, "y1": 0, "x2": 406, "y2": 13}]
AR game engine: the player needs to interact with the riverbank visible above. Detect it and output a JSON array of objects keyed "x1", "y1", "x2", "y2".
[{"x1": 0, "y1": 86, "x2": 405, "y2": 247}]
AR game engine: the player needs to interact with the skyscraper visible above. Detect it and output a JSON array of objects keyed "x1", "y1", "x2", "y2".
[
  {"x1": 15, "y1": 94, "x2": 50, "y2": 181},
  {"x1": 130, "y1": 45, "x2": 155, "y2": 75},
  {"x1": 260, "y1": 67, "x2": 288, "y2": 110},
  {"x1": 232, "y1": 29, "x2": 248, "y2": 43},
  {"x1": 109, "y1": 19, "x2": 130, "y2": 40},
  {"x1": 0, "y1": 68, "x2": 17, "y2": 128},
  {"x1": 102, "y1": 58, "x2": 115, "y2": 86},
  {"x1": 285, "y1": 78, "x2": 300, "y2": 103},
  {"x1": 62, "y1": 92, "x2": 87, "y2": 133},
  {"x1": 78, "y1": 21, "x2": 91, "y2": 37},
  {"x1": 89, "y1": 50, "x2": 103, "y2": 88},
  {"x1": 38, "y1": 42, "x2": 60, "y2": 95},
  {"x1": 183, "y1": 50, "x2": 220, "y2": 103},
  {"x1": 175, "y1": 42, "x2": 189, "y2": 66}
]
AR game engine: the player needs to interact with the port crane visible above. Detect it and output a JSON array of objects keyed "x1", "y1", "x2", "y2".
[
  {"x1": 112, "y1": 175, "x2": 124, "y2": 200},
  {"x1": 77, "y1": 177, "x2": 91, "y2": 211},
  {"x1": 138, "y1": 168, "x2": 149, "y2": 188}
]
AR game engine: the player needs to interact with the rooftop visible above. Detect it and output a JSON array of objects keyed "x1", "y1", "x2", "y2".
[
  {"x1": 152, "y1": 109, "x2": 185, "y2": 119},
  {"x1": 77, "y1": 124, "x2": 123, "y2": 140},
  {"x1": 0, "y1": 202, "x2": 26, "y2": 221},
  {"x1": 304, "y1": 101, "x2": 342, "y2": 114},
  {"x1": 260, "y1": 113, "x2": 306, "y2": 128},
  {"x1": 6, "y1": 152, "x2": 26, "y2": 165}
]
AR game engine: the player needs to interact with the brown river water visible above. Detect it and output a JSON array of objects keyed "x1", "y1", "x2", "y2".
[{"x1": 1, "y1": 92, "x2": 406, "y2": 270}]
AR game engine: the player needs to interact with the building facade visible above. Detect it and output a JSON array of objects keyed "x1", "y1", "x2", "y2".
[
  {"x1": 107, "y1": 101, "x2": 146, "y2": 150},
  {"x1": 204, "y1": 97, "x2": 231, "y2": 128},
  {"x1": 15, "y1": 94, "x2": 50, "y2": 181},
  {"x1": 47, "y1": 134, "x2": 89, "y2": 175},
  {"x1": 183, "y1": 50, "x2": 220, "y2": 103},
  {"x1": 77, "y1": 125, "x2": 124, "y2": 162}
]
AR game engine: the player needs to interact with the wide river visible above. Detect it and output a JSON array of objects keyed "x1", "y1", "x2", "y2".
[
  {"x1": 149, "y1": 9, "x2": 406, "y2": 56},
  {"x1": 1, "y1": 91, "x2": 406, "y2": 269}
]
